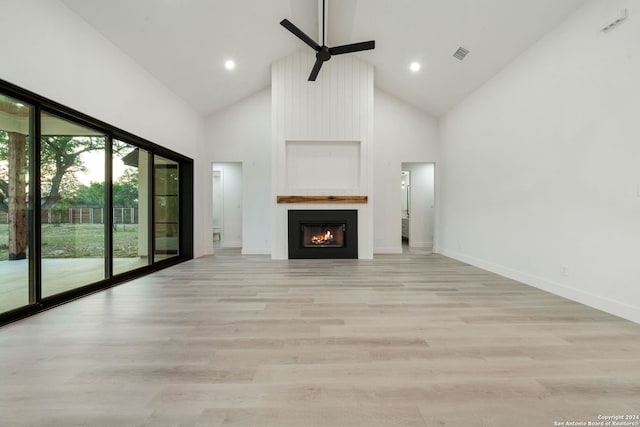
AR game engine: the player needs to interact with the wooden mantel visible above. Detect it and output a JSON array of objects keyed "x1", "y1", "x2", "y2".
[{"x1": 277, "y1": 195, "x2": 368, "y2": 204}]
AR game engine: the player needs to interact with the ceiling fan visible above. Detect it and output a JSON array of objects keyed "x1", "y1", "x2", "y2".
[{"x1": 280, "y1": 0, "x2": 375, "y2": 81}]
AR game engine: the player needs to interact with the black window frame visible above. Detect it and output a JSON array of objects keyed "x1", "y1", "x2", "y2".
[{"x1": 0, "y1": 78, "x2": 194, "y2": 326}]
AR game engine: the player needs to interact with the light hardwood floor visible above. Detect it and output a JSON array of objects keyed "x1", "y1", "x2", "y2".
[{"x1": 1, "y1": 251, "x2": 639, "y2": 426}]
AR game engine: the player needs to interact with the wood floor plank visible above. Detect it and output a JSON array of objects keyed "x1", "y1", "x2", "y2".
[{"x1": 1, "y1": 251, "x2": 639, "y2": 426}]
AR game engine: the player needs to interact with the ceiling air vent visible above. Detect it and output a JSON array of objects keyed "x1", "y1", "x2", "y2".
[
  {"x1": 601, "y1": 8, "x2": 627, "y2": 32},
  {"x1": 453, "y1": 46, "x2": 469, "y2": 61}
]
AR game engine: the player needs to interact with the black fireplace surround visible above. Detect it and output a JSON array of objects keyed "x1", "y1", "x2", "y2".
[{"x1": 288, "y1": 210, "x2": 358, "y2": 259}]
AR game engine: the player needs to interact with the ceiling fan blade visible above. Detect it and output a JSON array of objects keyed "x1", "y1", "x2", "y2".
[
  {"x1": 280, "y1": 19, "x2": 321, "y2": 51},
  {"x1": 329, "y1": 40, "x2": 375, "y2": 55},
  {"x1": 308, "y1": 58, "x2": 324, "y2": 81}
]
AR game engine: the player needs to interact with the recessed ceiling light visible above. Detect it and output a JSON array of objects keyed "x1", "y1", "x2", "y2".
[
  {"x1": 409, "y1": 62, "x2": 421, "y2": 72},
  {"x1": 224, "y1": 59, "x2": 236, "y2": 71}
]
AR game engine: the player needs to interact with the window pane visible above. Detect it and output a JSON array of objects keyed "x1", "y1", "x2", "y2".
[
  {"x1": 0, "y1": 94, "x2": 31, "y2": 313},
  {"x1": 113, "y1": 140, "x2": 149, "y2": 275},
  {"x1": 41, "y1": 113, "x2": 106, "y2": 296},
  {"x1": 154, "y1": 156, "x2": 179, "y2": 261}
]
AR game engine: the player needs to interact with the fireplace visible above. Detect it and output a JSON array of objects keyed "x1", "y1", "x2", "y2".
[{"x1": 288, "y1": 210, "x2": 358, "y2": 259}]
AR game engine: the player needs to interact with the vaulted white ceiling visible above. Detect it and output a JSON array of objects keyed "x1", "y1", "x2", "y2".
[{"x1": 61, "y1": 0, "x2": 587, "y2": 117}]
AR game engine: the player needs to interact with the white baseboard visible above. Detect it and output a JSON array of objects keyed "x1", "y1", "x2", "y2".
[
  {"x1": 440, "y1": 248, "x2": 640, "y2": 324},
  {"x1": 241, "y1": 247, "x2": 271, "y2": 255},
  {"x1": 222, "y1": 241, "x2": 242, "y2": 248},
  {"x1": 410, "y1": 241, "x2": 433, "y2": 249},
  {"x1": 374, "y1": 246, "x2": 403, "y2": 254}
]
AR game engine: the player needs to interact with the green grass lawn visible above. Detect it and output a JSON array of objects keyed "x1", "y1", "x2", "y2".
[{"x1": 0, "y1": 224, "x2": 140, "y2": 261}]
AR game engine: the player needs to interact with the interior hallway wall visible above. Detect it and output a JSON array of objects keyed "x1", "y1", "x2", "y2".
[
  {"x1": 373, "y1": 89, "x2": 439, "y2": 254},
  {"x1": 205, "y1": 88, "x2": 272, "y2": 254}
]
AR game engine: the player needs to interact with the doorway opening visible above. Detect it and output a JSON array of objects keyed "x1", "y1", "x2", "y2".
[
  {"x1": 401, "y1": 169, "x2": 411, "y2": 245},
  {"x1": 212, "y1": 162, "x2": 243, "y2": 250},
  {"x1": 400, "y1": 162, "x2": 435, "y2": 254}
]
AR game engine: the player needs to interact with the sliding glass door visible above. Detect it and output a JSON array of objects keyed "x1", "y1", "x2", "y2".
[
  {"x1": 0, "y1": 94, "x2": 32, "y2": 313},
  {"x1": 113, "y1": 140, "x2": 150, "y2": 275},
  {"x1": 40, "y1": 113, "x2": 106, "y2": 297},
  {"x1": 0, "y1": 79, "x2": 193, "y2": 325},
  {"x1": 154, "y1": 156, "x2": 179, "y2": 261}
]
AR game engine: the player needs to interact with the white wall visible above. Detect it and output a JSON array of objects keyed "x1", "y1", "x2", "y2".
[
  {"x1": 0, "y1": 0, "x2": 203, "y2": 158},
  {"x1": 203, "y1": 75, "x2": 440, "y2": 257},
  {"x1": 212, "y1": 163, "x2": 243, "y2": 248},
  {"x1": 205, "y1": 88, "x2": 272, "y2": 255},
  {"x1": 374, "y1": 89, "x2": 439, "y2": 253},
  {"x1": 439, "y1": 0, "x2": 640, "y2": 323},
  {"x1": 271, "y1": 50, "x2": 374, "y2": 259},
  {"x1": 0, "y1": 0, "x2": 210, "y2": 258}
]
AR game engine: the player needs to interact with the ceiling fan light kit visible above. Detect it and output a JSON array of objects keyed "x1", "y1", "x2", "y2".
[{"x1": 280, "y1": 0, "x2": 375, "y2": 81}]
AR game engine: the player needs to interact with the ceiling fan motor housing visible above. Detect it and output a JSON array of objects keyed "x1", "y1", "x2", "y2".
[{"x1": 317, "y1": 46, "x2": 331, "y2": 62}]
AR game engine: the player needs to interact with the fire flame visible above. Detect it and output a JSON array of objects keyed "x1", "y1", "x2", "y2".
[{"x1": 311, "y1": 230, "x2": 333, "y2": 245}]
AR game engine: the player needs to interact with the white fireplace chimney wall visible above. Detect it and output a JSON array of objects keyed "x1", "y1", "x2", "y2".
[{"x1": 271, "y1": 49, "x2": 374, "y2": 259}]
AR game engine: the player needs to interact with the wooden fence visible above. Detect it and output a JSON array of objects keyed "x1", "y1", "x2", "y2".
[{"x1": 0, "y1": 207, "x2": 138, "y2": 225}]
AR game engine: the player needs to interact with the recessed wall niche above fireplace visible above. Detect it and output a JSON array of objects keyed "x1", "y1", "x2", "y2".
[{"x1": 288, "y1": 210, "x2": 358, "y2": 259}]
